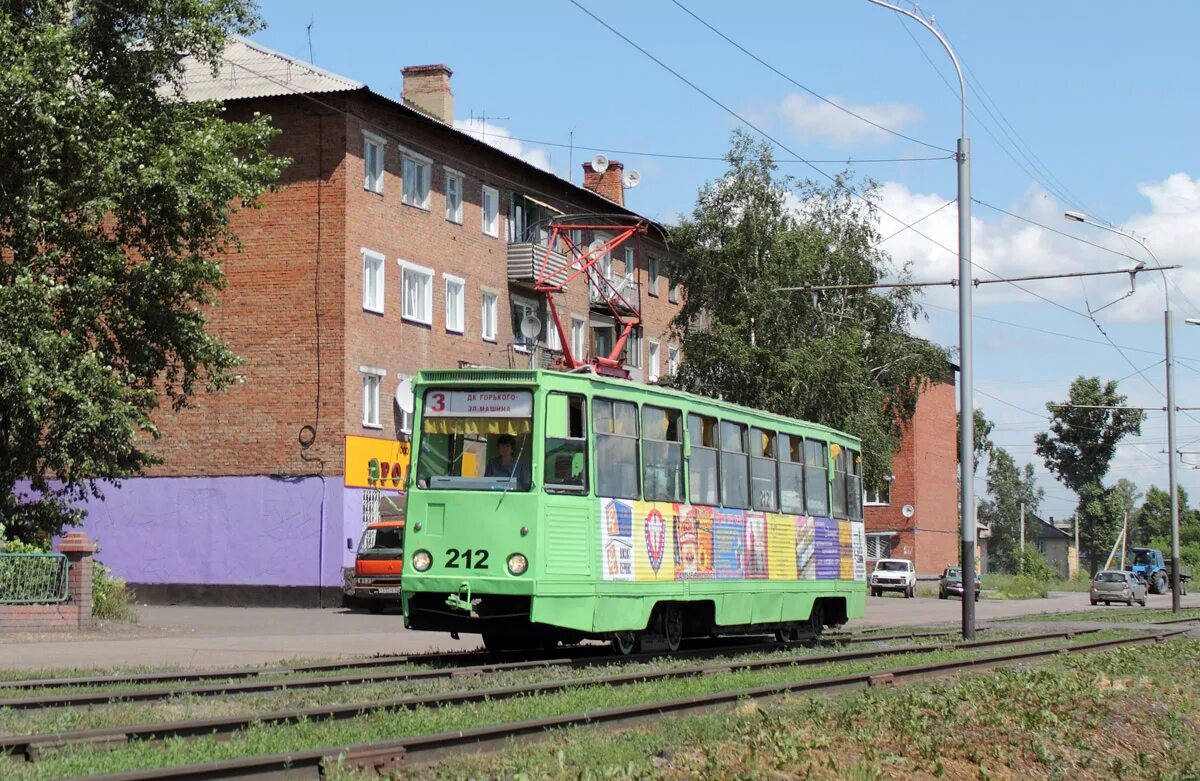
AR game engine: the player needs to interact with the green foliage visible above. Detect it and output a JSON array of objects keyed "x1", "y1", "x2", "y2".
[
  {"x1": 960, "y1": 407, "x2": 995, "y2": 474},
  {"x1": 92, "y1": 561, "x2": 135, "y2": 622},
  {"x1": 666, "y1": 131, "x2": 951, "y2": 486},
  {"x1": 980, "y1": 574, "x2": 1049, "y2": 599},
  {"x1": 978, "y1": 446, "x2": 1044, "y2": 572},
  {"x1": 0, "y1": 1, "x2": 286, "y2": 542},
  {"x1": 1077, "y1": 483, "x2": 1128, "y2": 574},
  {"x1": 1011, "y1": 547, "x2": 1059, "y2": 581},
  {"x1": 1035, "y1": 377, "x2": 1145, "y2": 494}
]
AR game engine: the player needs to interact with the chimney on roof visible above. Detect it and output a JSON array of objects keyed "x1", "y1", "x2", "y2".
[
  {"x1": 582, "y1": 159, "x2": 625, "y2": 206},
  {"x1": 401, "y1": 64, "x2": 454, "y2": 124}
]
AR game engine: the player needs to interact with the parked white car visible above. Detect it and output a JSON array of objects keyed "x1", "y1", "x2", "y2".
[{"x1": 870, "y1": 558, "x2": 917, "y2": 598}]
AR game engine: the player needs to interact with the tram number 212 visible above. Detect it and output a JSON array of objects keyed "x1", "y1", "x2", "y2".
[{"x1": 445, "y1": 548, "x2": 489, "y2": 569}]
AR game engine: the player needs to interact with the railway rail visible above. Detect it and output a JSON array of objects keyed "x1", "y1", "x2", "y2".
[
  {"x1": 4, "y1": 629, "x2": 1093, "y2": 762},
  {"x1": 0, "y1": 629, "x2": 961, "y2": 710},
  {"x1": 51, "y1": 629, "x2": 1184, "y2": 781}
]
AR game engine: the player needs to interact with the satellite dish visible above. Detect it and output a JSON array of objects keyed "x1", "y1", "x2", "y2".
[
  {"x1": 623, "y1": 169, "x2": 641, "y2": 189},
  {"x1": 591, "y1": 154, "x2": 609, "y2": 174},
  {"x1": 395, "y1": 377, "x2": 413, "y2": 415},
  {"x1": 901, "y1": 504, "x2": 915, "y2": 519},
  {"x1": 519, "y1": 314, "x2": 542, "y2": 340}
]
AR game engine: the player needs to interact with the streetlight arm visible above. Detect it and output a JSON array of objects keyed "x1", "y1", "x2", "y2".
[{"x1": 866, "y1": 0, "x2": 966, "y2": 138}]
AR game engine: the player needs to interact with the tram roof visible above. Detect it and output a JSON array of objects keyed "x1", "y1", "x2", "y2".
[{"x1": 413, "y1": 367, "x2": 860, "y2": 446}]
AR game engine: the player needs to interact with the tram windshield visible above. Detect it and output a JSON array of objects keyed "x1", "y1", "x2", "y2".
[{"x1": 416, "y1": 389, "x2": 533, "y2": 491}]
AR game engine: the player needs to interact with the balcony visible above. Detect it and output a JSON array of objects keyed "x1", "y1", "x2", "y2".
[
  {"x1": 589, "y1": 274, "x2": 640, "y2": 314},
  {"x1": 507, "y1": 239, "x2": 571, "y2": 288},
  {"x1": 505, "y1": 343, "x2": 566, "y2": 370}
]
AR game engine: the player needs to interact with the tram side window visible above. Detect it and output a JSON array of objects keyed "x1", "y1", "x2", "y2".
[
  {"x1": 804, "y1": 439, "x2": 830, "y2": 517},
  {"x1": 720, "y1": 420, "x2": 750, "y2": 509},
  {"x1": 778, "y1": 434, "x2": 805, "y2": 515},
  {"x1": 831, "y1": 446, "x2": 849, "y2": 519},
  {"x1": 642, "y1": 406, "x2": 684, "y2": 502},
  {"x1": 593, "y1": 398, "x2": 639, "y2": 499},
  {"x1": 848, "y1": 449, "x2": 863, "y2": 521},
  {"x1": 545, "y1": 393, "x2": 587, "y2": 493},
  {"x1": 688, "y1": 413, "x2": 719, "y2": 506},
  {"x1": 750, "y1": 428, "x2": 778, "y2": 511}
]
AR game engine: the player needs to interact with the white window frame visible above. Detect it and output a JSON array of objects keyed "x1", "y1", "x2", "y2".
[
  {"x1": 668, "y1": 345, "x2": 680, "y2": 376},
  {"x1": 647, "y1": 257, "x2": 660, "y2": 297},
  {"x1": 865, "y1": 479, "x2": 893, "y2": 506},
  {"x1": 623, "y1": 246, "x2": 636, "y2": 285},
  {"x1": 668, "y1": 281, "x2": 680, "y2": 304},
  {"x1": 363, "y1": 130, "x2": 386, "y2": 194},
  {"x1": 399, "y1": 260, "x2": 434, "y2": 326},
  {"x1": 401, "y1": 148, "x2": 432, "y2": 210},
  {"x1": 360, "y1": 365, "x2": 386, "y2": 429},
  {"x1": 511, "y1": 294, "x2": 539, "y2": 353},
  {"x1": 443, "y1": 273, "x2": 465, "y2": 334},
  {"x1": 648, "y1": 340, "x2": 660, "y2": 382},
  {"x1": 444, "y1": 167, "x2": 463, "y2": 224},
  {"x1": 481, "y1": 288, "x2": 499, "y2": 342},
  {"x1": 571, "y1": 315, "x2": 586, "y2": 360},
  {"x1": 361, "y1": 248, "x2": 385, "y2": 314},
  {"x1": 545, "y1": 317, "x2": 562, "y2": 351},
  {"x1": 482, "y1": 184, "x2": 500, "y2": 238}
]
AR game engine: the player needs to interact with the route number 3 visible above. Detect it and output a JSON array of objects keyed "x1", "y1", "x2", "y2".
[
  {"x1": 445, "y1": 548, "x2": 489, "y2": 569},
  {"x1": 429, "y1": 392, "x2": 446, "y2": 413}
]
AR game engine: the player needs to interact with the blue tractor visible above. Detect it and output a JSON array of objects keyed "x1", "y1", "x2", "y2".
[{"x1": 1128, "y1": 547, "x2": 1191, "y2": 596}]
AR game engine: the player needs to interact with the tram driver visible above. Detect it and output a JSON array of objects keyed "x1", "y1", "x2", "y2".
[{"x1": 485, "y1": 433, "x2": 531, "y2": 490}]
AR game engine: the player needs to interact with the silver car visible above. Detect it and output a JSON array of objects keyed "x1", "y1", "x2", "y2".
[{"x1": 1090, "y1": 570, "x2": 1147, "y2": 607}]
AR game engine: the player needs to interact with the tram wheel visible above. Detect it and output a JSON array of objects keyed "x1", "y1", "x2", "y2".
[
  {"x1": 662, "y1": 604, "x2": 684, "y2": 653},
  {"x1": 808, "y1": 610, "x2": 823, "y2": 639},
  {"x1": 612, "y1": 631, "x2": 638, "y2": 656},
  {"x1": 775, "y1": 624, "x2": 802, "y2": 644}
]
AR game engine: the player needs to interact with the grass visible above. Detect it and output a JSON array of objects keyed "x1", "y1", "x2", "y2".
[
  {"x1": 0, "y1": 632, "x2": 1132, "y2": 780},
  {"x1": 980, "y1": 572, "x2": 1092, "y2": 600},
  {"x1": 385, "y1": 637, "x2": 1200, "y2": 781},
  {"x1": 1019, "y1": 606, "x2": 1200, "y2": 624}
]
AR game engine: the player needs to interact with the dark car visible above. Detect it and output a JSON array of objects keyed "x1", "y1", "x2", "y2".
[{"x1": 938, "y1": 566, "x2": 980, "y2": 600}]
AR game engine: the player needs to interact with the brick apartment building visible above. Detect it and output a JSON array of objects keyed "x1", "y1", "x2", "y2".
[
  {"x1": 863, "y1": 373, "x2": 968, "y2": 579},
  {"x1": 71, "y1": 39, "x2": 684, "y2": 606}
]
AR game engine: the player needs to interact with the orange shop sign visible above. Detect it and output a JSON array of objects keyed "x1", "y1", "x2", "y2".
[{"x1": 344, "y1": 435, "x2": 410, "y2": 490}]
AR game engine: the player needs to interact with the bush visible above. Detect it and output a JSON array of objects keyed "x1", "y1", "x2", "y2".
[
  {"x1": 1012, "y1": 547, "x2": 1061, "y2": 581},
  {"x1": 982, "y1": 574, "x2": 1050, "y2": 600},
  {"x1": 91, "y1": 560, "x2": 135, "y2": 622}
]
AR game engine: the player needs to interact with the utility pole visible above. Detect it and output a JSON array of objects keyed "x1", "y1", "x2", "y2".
[
  {"x1": 1019, "y1": 503, "x2": 1025, "y2": 554},
  {"x1": 1073, "y1": 513, "x2": 1080, "y2": 575}
]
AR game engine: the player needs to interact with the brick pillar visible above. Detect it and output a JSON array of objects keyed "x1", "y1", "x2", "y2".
[{"x1": 58, "y1": 532, "x2": 96, "y2": 629}]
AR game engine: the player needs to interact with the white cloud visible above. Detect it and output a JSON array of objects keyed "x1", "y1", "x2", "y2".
[
  {"x1": 871, "y1": 174, "x2": 1200, "y2": 324},
  {"x1": 774, "y1": 92, "x2": 924, "y2": 148},
  {"x1": 453, "y1": 118, "x2": 555, "y2": 174}
]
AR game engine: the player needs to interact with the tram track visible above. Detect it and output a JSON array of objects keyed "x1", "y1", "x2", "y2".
[
  {"x1": 48, "y1": 629, "x2": 1184, "y2": 781},
  {"x1": 0, "y1": 629, "x2": 961, "y2": 710},
  {"x1": 1, "y1": 628, "x2": 1093, "y2": 762}
]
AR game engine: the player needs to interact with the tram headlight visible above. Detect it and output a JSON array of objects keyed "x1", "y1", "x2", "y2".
[
  {"x1": 412, "y1": 550, "x2": 432, "y2": 572},
  {"x1": 507, "y1": 553, "x2": 528, "y2": 576}
]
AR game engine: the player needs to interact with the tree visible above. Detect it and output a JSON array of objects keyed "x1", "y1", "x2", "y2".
[
  {"x1": 667, "y1": 131, "x2": 950, "y2": 486},
  {"x1": 957, "y1": 408, "x2": 994, "y2": 475},
  {"x1": 977, "y1": 446, "x2": 1044, "y2": 572},
  {"x1": 1134, "y1": 485, "x2": 1198, "y2": 546},
  {"x1": 1035, "y1": 377, "x2": 1145, "y2": 573},
  {"x1": 0, "y1": 1, "x2": 285, "y2": 542}
]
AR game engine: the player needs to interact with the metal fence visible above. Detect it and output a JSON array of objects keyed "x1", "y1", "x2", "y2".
[{"x1": 0, "y1": 553, "x2": 70, "y2": 604}]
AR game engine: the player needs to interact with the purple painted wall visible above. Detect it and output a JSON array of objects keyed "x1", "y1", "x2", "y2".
[{"x1": 58, "y1": 476, "x2": 348, "y2": 588}]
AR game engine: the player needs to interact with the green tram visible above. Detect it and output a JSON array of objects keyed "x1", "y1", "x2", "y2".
[{"x1": 401, "y1": 368, "x2": 867, "y2": 653}]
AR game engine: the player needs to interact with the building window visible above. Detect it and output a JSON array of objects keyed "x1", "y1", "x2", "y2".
[
  {"x1": 866, "y1": 533, "x2": 893, "y2": 560},
  {"x1": 445, "y1": 169, "x2": 463, "y2": 224},
  {"x1": 481, "y1": 289, "x2": 498, "y2": 342},
  {"x1": 443, "y1": 273, "x2": 465, "y2": 334},
  {"x1": 668, "y1": 281, "x2": 680, "y2": 304},
  {"x1": 668, "y1": 346, "x2": 679, "y2": 376},
  {"x1": 399, "y1": 260, "x2": 433, "y2": 325},
  {"x1": 361, "y1": 248, "x2": 385, "y2": 313},
  {"x1": 624, "y1": 327, "x2": 642, "y2": 368},
  {"x1": 571, "y1": 316, "x2": 586, "y2": 360},
  {"x1": 647, "y1": 340, "x2": 660, "y2": 382},
  {"x1": 647, "y1": 257, "x2": 660, "y2": 296},
  {"x1": 865, "y1": 480, "x2": 892, "y2": 506},
  {"x1": 360, "y1": 366, "x2": 386, "y2": 428},
  {"x1": 402, "y1": 155, "x2": 430, "y2": 210},
  {"x1": 511, "y1": 295, "x2": 539, "y2": 352},
  {"x1": 482, "y1": 184, "x2": 500, "y2": 237},
  {"x1": 394, "y1": 375, "x2": 413, "y2": 438},
  {"x1": 363, "y1": 131, "x2": 385, "y2": 194},
  {"x1": 546, "y1": 317, "x2": 562, "y2": 351}
]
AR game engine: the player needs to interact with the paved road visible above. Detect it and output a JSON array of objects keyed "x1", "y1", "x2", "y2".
[{"x1": 0, "y1": 591, "x2": 1195, "y2": 671}]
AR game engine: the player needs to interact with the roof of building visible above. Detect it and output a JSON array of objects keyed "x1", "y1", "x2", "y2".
[
  {"x1": 175, "y1": 38, "x2": 667, "y2": 234},
  {"x1": 1032, "y1": 513, "x2": 1071, "y2": 540}
]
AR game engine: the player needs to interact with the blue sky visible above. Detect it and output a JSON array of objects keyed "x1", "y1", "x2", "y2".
[{"x1": 251, "y1": 0, "x2": 1200, "y2": 525}]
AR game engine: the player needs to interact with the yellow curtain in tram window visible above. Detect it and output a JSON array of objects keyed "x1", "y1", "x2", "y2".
[{"x1": 422, "y1": 418, "x2": 532, "y2": 436}]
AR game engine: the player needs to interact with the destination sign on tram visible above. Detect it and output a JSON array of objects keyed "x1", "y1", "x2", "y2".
[{"x1": 424, "y1": 389, "x2": 533, "y2": 417}]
